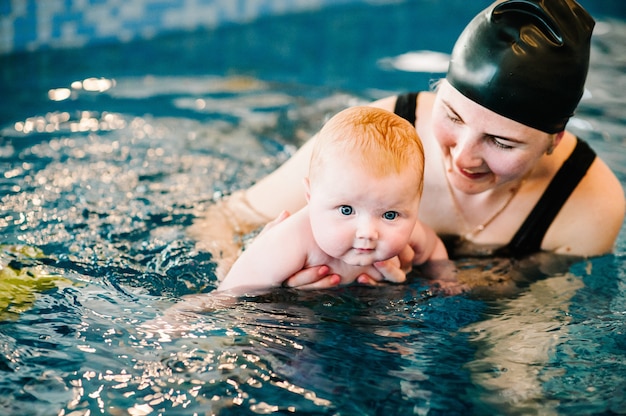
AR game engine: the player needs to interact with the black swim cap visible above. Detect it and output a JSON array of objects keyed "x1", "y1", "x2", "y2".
[{"x1": 446, "y1": 0, "x2": 594, "y2": 133}]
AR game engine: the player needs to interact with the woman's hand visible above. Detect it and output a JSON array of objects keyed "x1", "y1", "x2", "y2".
[
  {"x1": 282, "y1": 264, "x2": 342, "y2": 290},
  {"x1": 260, "y1": 209, "x2": 291, "y2": 232},
  {"x1": 418, "y1": 259, "x2": 466, "y2": 295}
]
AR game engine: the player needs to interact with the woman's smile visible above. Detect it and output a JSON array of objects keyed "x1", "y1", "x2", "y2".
[{"x1": 458, "y1": 165, "x2": 489, "y2": 180}]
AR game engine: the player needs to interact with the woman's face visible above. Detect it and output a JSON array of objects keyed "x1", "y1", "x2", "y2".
[{"x1": 432, "y1": 80, "x2": 556, "y2": 194}]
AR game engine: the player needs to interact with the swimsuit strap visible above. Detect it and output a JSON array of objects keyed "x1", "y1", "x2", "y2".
[
  {"x1": 393, "y1": 92, "x2": 419, "y2": 126},
  {"x1": 499, "y1": 138, "x2": 596, "y2": 257}
]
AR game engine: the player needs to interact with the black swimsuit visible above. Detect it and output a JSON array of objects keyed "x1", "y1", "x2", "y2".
[{"x1": 393, "y1": 92, "x2": 596, "y2": 257}]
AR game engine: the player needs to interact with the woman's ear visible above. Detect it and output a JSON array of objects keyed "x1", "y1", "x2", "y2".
[
  {"x1": 303, "y1": 177, "x2": 311, "y2": 202},
  {"x1": 547, "y1": 131, "x2": 565, "y2": 155}
]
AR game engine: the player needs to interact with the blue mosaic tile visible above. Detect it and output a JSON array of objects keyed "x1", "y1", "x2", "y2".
[{"x1": 0, "y1": 0, "x2": 371, "y2": 55}]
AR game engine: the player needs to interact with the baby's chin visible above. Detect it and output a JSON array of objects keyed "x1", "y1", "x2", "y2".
[
  {"x1": 347, "y1": 260, "x2": 374, "y2": 267},
  {"x1": 341, "y1": 256, "x2": 380, "y2": 268}
]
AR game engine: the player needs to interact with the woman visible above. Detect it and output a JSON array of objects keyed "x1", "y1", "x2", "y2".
[{"x1": 191, "y1": 0, "x2": 625, "y2": 288}]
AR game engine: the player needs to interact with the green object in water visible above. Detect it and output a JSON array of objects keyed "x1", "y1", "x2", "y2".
[{"x1": 0, "y1": 245, "x2": 71, "y2": 319}]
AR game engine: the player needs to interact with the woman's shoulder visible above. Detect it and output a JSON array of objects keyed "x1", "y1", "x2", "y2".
[
  {"x1": 545, "y1": 135, "x2": 625, "y2": 255},
  {"x1": 567, "y1": 136, "x2": 624, "y2": 213},
  {"x1": 368, "y1": 91, "x2": 435, "y2": 111},
  {"x1": 575, "y1": 147, "x2": 625, "y2": 224}
]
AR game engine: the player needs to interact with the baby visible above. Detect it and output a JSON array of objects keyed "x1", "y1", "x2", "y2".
[{"x1": 218, "y1": 106, "x2": 448, "y2": 294}]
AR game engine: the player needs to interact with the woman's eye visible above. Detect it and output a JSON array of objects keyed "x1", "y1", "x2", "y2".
[
  {"x1": 491, "y1": 137, "x2": 514, "y2": 150},
  {"x1": 446, "y1": 112, "x2": 461, "y2": 124},
  {"x1": 383, "y1": 211, "x2": 398, "y2": 220},
  {"x1": 339, "y1": 205, "x2": 353, "y2": 216}
]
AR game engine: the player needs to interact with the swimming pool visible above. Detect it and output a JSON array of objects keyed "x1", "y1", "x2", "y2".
[{"x1": 1, "y1": 1, "x2": 625, "y2": 414}]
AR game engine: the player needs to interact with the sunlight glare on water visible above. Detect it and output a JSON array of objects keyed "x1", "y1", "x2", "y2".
[{"x1": 0, "y1": 1, "x2": 625, "y2": 414}]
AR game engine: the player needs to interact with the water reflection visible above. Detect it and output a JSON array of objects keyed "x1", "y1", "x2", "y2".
[
  {"x1": 0, "y1": 3, "x2": 624, "y2": 414},
  {"x1": 12, "y1": 111, "x2": 126, "y2": 135}
]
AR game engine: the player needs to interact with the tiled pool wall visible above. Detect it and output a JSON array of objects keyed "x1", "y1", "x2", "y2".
[{"x1": 0, "y1": 0, "x2": 374, "y2": 55}]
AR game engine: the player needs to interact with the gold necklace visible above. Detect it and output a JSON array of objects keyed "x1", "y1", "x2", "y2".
[{"x1": 445, "y1": 171, "x2": 525, "y2": 241}]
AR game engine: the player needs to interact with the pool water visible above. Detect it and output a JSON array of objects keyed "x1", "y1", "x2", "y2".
[{"x1": 1, "y1": 1, "x2": 625, "y2": 415}]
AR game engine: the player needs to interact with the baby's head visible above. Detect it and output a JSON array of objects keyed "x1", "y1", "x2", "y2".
[
  {"x1": 309, "y1": 106, "x2": 425, "y2": 193},
  {"x1": 306, "y1": 106, "x2": 426, "y2": 269}
]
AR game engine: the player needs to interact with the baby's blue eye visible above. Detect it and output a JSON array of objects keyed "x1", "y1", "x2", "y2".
[
  {"x1": 383, "y1": 211, "x2": 398, "y2": 220},
  {"x1": 339, "y1": 205, "x2": 353, "y2": 216}
]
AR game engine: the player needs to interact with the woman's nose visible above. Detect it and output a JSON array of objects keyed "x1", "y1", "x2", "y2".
[{"x1": 450, "y1": 135, "x2": 482, "y2": 168}]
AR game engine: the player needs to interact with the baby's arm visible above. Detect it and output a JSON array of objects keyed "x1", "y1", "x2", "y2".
[
  {"x1": 407, "y1": 220, "x2": 465, "y2": 292},
  {"x1": 217, "y1": 209, "x2": 310, "y2": 294},
  {"x1": 409, "y1": 220, "x2": 448, "y2": 265}
]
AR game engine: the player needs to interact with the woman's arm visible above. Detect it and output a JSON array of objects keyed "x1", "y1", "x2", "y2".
[{"x1": 244, "y1": 136, "x2": 316, "y2": 220}]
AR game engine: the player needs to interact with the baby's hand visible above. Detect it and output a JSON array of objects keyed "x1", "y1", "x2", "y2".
[
  {"x1": 357, "y1": 244, "x2": 415, "y2": 285},
  {"x1": 355, "y1": 256, "x2": 404, "y2": 286}
]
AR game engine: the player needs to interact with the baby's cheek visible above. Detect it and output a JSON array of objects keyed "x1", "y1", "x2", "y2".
[
  {"x1": 317, "y1": 229, "x2": 354, "y2": 259},
  {"x1": 382, "y1": 238, "x2": 409, "y2": 260}
]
